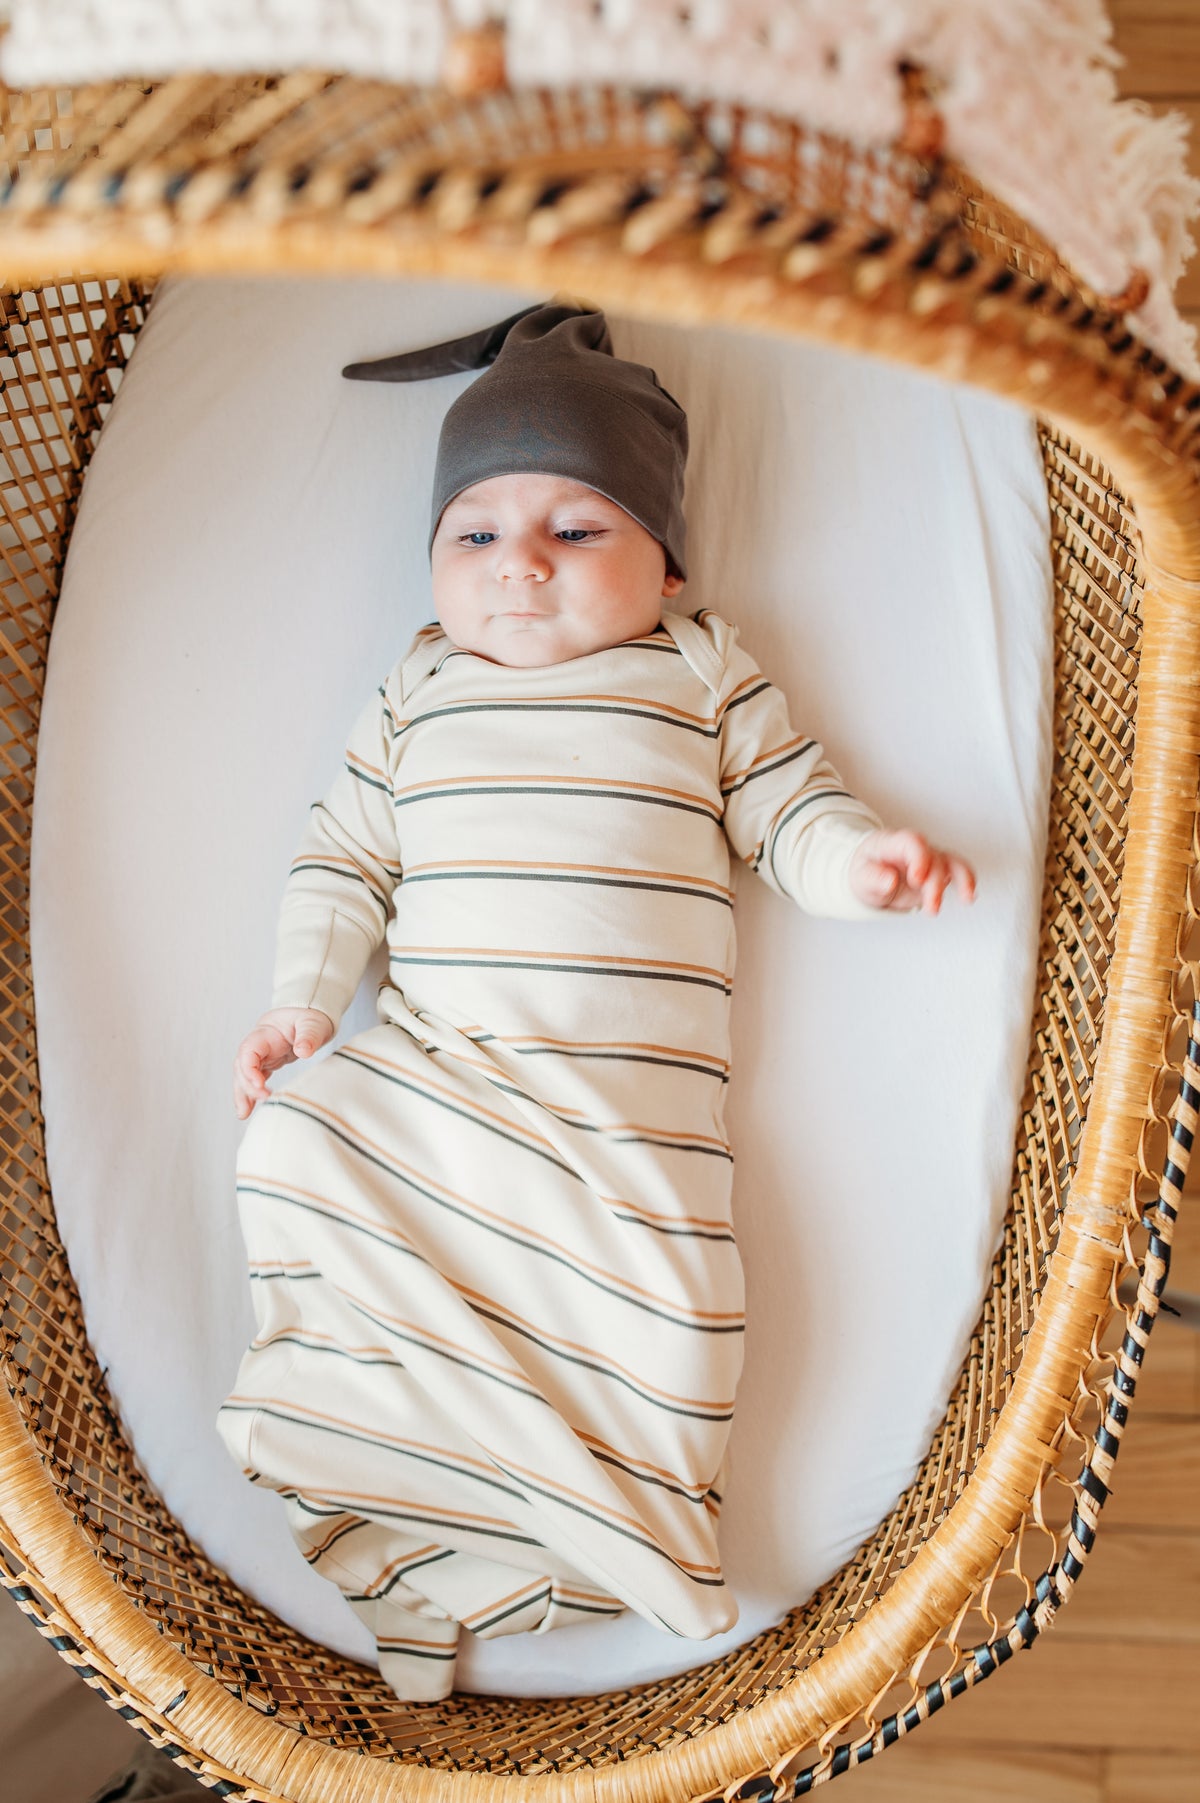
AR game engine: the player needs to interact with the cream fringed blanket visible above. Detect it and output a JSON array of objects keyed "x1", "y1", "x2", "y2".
[
  {"x1": 216, "y1": 606, "x2": 880, "y2": 1700},
  {"x1": 4, "y1": 1, "x2": 1197, "y2": 377}
]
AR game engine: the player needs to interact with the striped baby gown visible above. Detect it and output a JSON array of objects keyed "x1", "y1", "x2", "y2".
[{"x1": 216, "y1": 607, "x2": 880, "y2": 1699}]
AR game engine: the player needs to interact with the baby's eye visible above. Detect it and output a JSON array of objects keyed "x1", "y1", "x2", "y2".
[
  {"x1": 460, "y1": 531, "x2": 498, "y2": 546},
  {"x1": 555, "y1": 528, "x2": 600, "y2": 542}
]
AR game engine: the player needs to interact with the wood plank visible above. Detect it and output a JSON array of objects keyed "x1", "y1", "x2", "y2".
[
  {"x1": 1169, "y1": 1165, "x2": 1200, "y2": 1297},
  {"x1": 1160, "y1": 99, "x2": 1200, "y2": 310},
  {"x1": 1094, "y1": 1418, "x2": 1200, "y2": 1531},
  {"x1": 918, "y1": 1639, "x2": 1200, "y2": 1752},
  {"x1": 1112, "y1": 4, "x2": 1200, "y2": 98},
  {"x1": 1109, "y1": 9, "x2": 1200, "y2": 310},
  {"x1": 1105, "y1": 1751, "x2": 1200, "y2": 1802},
  {"x1": 836, "y1": 1739, "x2": 1102, "y2": 1801},
  {"x1": 1051, "y1": 1528, "x2": 1200, "y2": 1641},
  {"x1": 1129, "y1": 1316, "x2": 1200, "y2": 1417}
]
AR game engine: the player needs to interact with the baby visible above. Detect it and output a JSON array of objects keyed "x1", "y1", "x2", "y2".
[{"x1": 218, "y1": 301, "x2": 974, "y2": 1703}]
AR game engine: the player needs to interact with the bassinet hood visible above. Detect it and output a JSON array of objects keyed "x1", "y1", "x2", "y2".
[{"x1": 1, "y1": 0, "x2": 1197, "y2": 378}]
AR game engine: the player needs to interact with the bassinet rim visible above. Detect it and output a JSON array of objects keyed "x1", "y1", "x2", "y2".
[{"x1": 0, "y1": 71, "x2": 1198, "y2": 1803}]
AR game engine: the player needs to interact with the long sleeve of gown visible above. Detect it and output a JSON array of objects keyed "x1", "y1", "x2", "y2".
[
  {"x1": 711, "y1": 614, "x2": 883, "y2": 919},
  {"x1": 270, "y1": 681, "x2": 403, "y2": 1026}
]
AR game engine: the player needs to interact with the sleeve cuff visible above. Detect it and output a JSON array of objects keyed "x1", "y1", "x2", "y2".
[
  {"x1": 270, "y1": 908, "x2": 374, "y2": 1028},
  {"x1": 788, "y1": 812, "x2": 884, "y2": 920}
]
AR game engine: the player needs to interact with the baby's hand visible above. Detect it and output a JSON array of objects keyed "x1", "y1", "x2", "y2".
[
  {"x1": 233, "y1": 1007, "x2": 335, "y2": 1120},
  {"x1": 850, "y1": 829, "x2": 976, "y2": 916}
]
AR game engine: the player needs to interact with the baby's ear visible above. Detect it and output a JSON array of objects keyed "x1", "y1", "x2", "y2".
[{"x1": 662, "y1": 573, "x2": 685, "y2": 598}]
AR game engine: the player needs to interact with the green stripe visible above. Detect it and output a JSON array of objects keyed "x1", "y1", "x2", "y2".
[
  {"x1": 721, "y1": 739, "x2": 815, "y2": 798},
  {"x1": 389, "y1": 951, "x2": 731, "y2": 998},
  {"x1": 399, "y1": 867, "x2": 731, "y2": 907},
  {"x1": 763, "y1": 789, "x2": 854, "y2": 879},
  {"x1": 392, "y1": 782, "x2": 721, "y2": 822},
  {"x1": 221, "y1": 1399, "x2": 529, "y2": 1506}
]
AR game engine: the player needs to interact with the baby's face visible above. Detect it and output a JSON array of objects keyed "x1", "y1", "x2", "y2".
[{"x1": 430, "y1": 472, "x2": 684, "y2": 667}]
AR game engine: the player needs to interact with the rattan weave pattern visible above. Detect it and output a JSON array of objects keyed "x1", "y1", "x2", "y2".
[{"x1": 0, "y1": 70, "x2": 1196, "y2": 1803}]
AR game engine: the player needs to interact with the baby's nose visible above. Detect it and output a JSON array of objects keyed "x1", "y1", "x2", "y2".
[{"x1": 498, "y1": 542, "x2": 551, "y2": 581}]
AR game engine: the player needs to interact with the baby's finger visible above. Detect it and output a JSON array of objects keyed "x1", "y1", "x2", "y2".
[
  {"x1": 906, "y1": 832, "x2": 932, "y2": 888},
  {"x1": 950, "y1": 856, "x2": 977, "y2": 903},
  {"x1": 239, "y1": 1042, "x2": 279, "y2": 1094},
  {"x1": 921, "y1": 858, "x2": 950, "y2": 916}
]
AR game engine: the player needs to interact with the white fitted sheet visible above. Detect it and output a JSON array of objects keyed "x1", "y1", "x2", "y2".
[{"x1": 29, "y1": 275, "x2": 1053, "y2": 1696}]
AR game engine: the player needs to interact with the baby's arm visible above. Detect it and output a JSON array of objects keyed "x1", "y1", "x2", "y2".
[
  {"x1": 712, "y1": 615, "x2": 974, "y2": 917},
  {"x1": 233, "y1": 680, "x2": 403, "y2": 1116}
]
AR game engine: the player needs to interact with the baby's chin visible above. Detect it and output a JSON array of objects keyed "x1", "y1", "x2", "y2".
[{"x1": 455, "y1": 621, "x2": 644, "y2": 667}]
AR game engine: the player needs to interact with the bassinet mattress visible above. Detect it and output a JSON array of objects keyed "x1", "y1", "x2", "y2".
[{"x1": 29, "y1": 276, "x2": 1053, "y2": 1696}]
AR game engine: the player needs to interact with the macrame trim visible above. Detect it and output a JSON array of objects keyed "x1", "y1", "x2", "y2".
[{"x1": 1, "y1": 1, "x2": 1196, "y2": 372}]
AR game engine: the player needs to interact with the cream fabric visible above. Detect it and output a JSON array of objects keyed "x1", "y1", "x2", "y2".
[{"x1": 216, "y1": 607, "x2": 880, "y2": 1698}]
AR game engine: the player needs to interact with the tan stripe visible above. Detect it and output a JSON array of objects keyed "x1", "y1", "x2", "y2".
[
  {"x1": 226, "y1": 1393, "x2": 514, "y2": 1486},
  {"x1": 234, "y1": 1203, "x2": 546, "y2": 1394},
  {"x1": 495, "y1": 1452, "x2": 722, "y2": 1574},
  {"x1": 420, "y1": 1044, "x2": 732, "y2": 1153},
  {"x1": 326, "y1": 1279, "x2": 546, "y2": 1394},
  {"x1": 302, "y1": 1517, "x2": 361, "y2": 1561},
  {"x1": 516, "y1": 689, "x2": 712, "y2": 725},
  {"x1": 241, "y1": 1167, "x2": 419, "y2": 1253},
  {"x1": 266, "y1": 1410, "x2": 698, "y2": 1555},
  {"x1": 325, "y1": 1045, "x2": 563, "y2": 1154},
  {"x1": 460, "y1": 1578, "x2": 548, "y2": 1631},
  {"x1": 373, "y1": 1635, "x2": 455, "y2": 1652},
  {"x1": 596, "y1": 1194, "x2": 731, "y2": 1232},
  {"x1": 560, "y1": 690, "x2": 712, "y2": 725},
  {"x1": 249, "y1": 1325, "x2": 396, "y2": 1360},
  {"x1": 507, "y1": 1094, "x2": 730, "y2": 1154},
  {"x1": 453, "y1": 1283, "x2": 740, "y2": 1404},
  {"x1": 416, "y1": 689, "x2": 715, "y2": 728},
  {"x1": 722, "y1": 732, "x2": 810, "y2": 787},
  {"x1": 464, "y1": 1029, "x2": 730, "y2": 1074},
  {"x1": 716, "y1": 673, "x2": 766, "y2": 716},
  {"x1": 368, "y1": 1544, "x2": 445, "y2": 1590},
  {"x1": 402, "y1": 856, "x2": 733, "y2": 897},
  {"x1": 246, "y1": 1271, "x2": 540, "y2": 1401},
  {"x1": 394, "y1": 944, "x2": 731, "y2": 983},
  {"x1": 273, "y1": 1096, "x2": 740, "y2": 1323},
  {"x1": 575, "y1": 1430, "x2": 714, "y2": 1494},
  {"x1": 392, "y1": 772, "x2": 719, "y2": 811},
  {"x1": 282, "y1": 1480, "x2": 518, "y2": 1535},
  {"x1": 292, "y1": 851, "x2": 400, "y2": 874},
  {"x1": 345, "y1": 748, "x2": 388, "y2": 782}
]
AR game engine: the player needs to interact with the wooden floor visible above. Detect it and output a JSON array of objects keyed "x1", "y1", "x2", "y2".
[
  {"x1": 835, "y1": 1197, "x2": 1200, "y2": 1801},
  {"x1": 4, "y1": 8, "x2": 1200, "y2": 1802}
]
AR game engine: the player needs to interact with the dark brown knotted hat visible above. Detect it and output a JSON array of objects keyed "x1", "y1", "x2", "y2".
[{"x1": 343, "y1": 299, "x2": 689, "y2": 578}]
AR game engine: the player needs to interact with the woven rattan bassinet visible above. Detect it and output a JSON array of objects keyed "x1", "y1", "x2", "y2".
[{"x1": 1, "y1": 57, "x2": 1198, "y2": 1803}]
